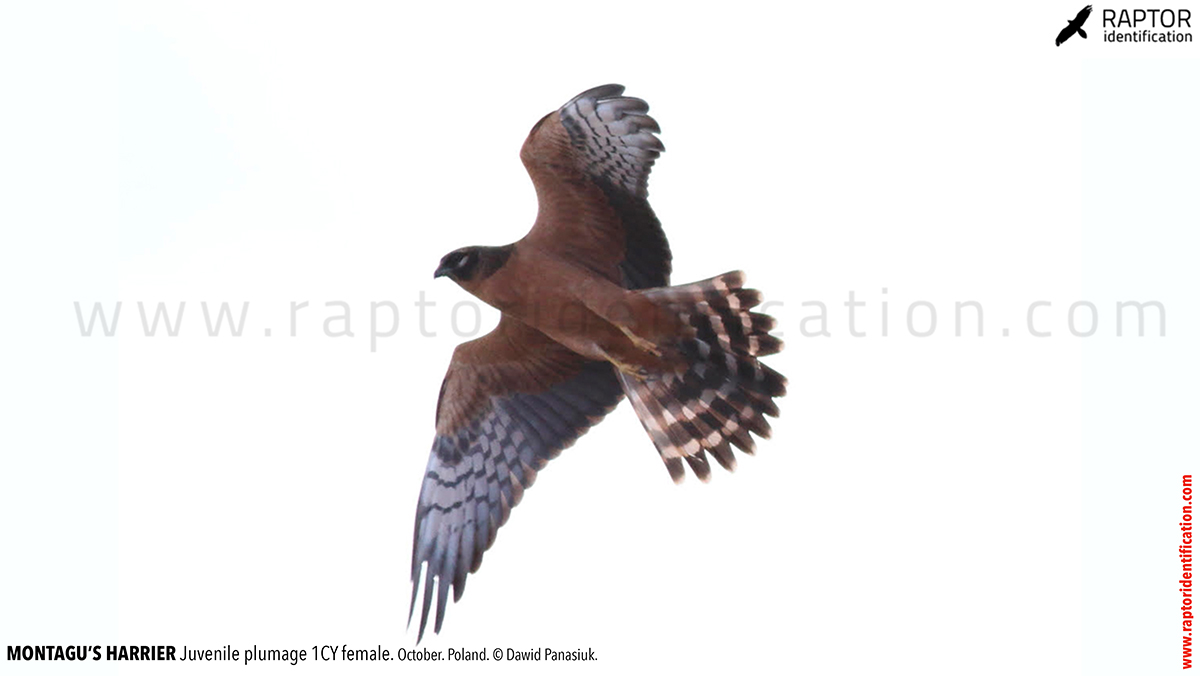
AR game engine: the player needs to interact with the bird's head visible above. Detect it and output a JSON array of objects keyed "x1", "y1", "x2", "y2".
[{"x1": 434, "y1": 245, "x2": 512, "y2": 287}]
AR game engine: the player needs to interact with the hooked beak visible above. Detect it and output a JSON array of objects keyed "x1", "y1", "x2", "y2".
[{"x1": 433, "y1": 263, "x2": 452, "y2": 279}]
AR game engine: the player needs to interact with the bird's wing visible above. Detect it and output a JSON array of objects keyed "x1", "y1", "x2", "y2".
[
  {"x1": 1055, "y1": 24, "x2": 1075, "y2": 45},
  {"x1": 410, "y1": 316, "x2": 623, "y2": 640},
  {"x1": 520, "y1": 84, "x2": 671, "y2": 290},
  {"x1": 1076, "y1": 4, "x2": 1093, "y2": 23}
]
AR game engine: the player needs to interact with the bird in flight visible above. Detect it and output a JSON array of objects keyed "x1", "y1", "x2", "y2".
[
  {"x1": 1056, "y1": 5, "x2": 1093, "y2": 46},
  {"x1": 409, "y1": 84, "x2": 787, "y2": 640}
]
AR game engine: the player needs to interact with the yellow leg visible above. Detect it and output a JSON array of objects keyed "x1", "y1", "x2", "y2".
[{"x1": 617, "y1": 325, "x2": 662, "y2": 356}]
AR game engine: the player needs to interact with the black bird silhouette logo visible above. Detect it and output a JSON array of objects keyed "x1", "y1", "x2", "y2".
[{"x1": 1056, "y1": 5, "x2": 1093, "y2": 46}]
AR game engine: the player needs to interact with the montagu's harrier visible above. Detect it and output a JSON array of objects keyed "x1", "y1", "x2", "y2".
[{"x1": 410, "y1": 84, "x2": 787, "y2": 639}]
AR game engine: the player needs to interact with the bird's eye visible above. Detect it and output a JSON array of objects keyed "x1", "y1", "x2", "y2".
[{"x1": 455, "y1": 253, "x2": 473, "y2": 270}]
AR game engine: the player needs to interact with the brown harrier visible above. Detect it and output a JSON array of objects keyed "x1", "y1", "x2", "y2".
[{"x1": 410, "y1": 84, "x2": 786, "y2": 640}]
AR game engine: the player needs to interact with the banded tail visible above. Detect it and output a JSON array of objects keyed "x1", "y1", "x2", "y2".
[{"x1": 620, "y1": 271, "x2": 787, "y2": 482}]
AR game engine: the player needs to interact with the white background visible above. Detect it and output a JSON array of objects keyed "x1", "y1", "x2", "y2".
[{"x1": 1, "y1": 2, "x2": 1196, "y2": 674}]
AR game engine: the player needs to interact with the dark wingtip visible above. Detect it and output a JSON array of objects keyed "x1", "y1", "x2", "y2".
[
  {"x1": 564, "y1": 84, "x2": 626, "y2": 110},
  {"x1": 434, "y1": 574, "x2": 452, "y2": 636},
  {"x1": 407, "y1": 575, "x2": 420, "y2": 631},
  {"x1": 416, "y1": 565, "x2": 435, "y2": 643}
]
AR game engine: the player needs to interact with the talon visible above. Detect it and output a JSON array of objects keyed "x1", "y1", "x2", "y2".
[
  {"x1": 596, "y1": 346, "x2": 651, "y2": 379},
  {"x1": 618, "y1": 363, "x2": 651, "y2": 379},
  {"x1": 620, "y1": 326, "x2": 661, "y2": 356}
]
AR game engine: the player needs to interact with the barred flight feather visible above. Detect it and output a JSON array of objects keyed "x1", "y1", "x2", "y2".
[
  {"x1": 409, "y1": 358, "x2": 623, "y2": 641},
  {"x1": 620, "y1": 271, "x2": 787, "y2": 483}
]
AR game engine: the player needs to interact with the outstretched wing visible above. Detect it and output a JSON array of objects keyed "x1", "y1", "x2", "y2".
[
  {"x1": 1055, "y1": 24, "x2": 1075, "y2": 46},
  {"x1": 410, "y1": 317, "x2": 623, "y2": 640},
  {"x1": 520, "y1": 84, "x2": 671, "y2": 290},
  {"x1": 1075, "y1": 4, "x2": 1093, "y2": 24}
]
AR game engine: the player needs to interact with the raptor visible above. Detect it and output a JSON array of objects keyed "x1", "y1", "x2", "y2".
[
  {"x1": 1056, "y1": 4, "x2": 1093, "y2": 46},
  {"x1": 410, "y1": 84, "x2": 787, "y2": 639}
]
